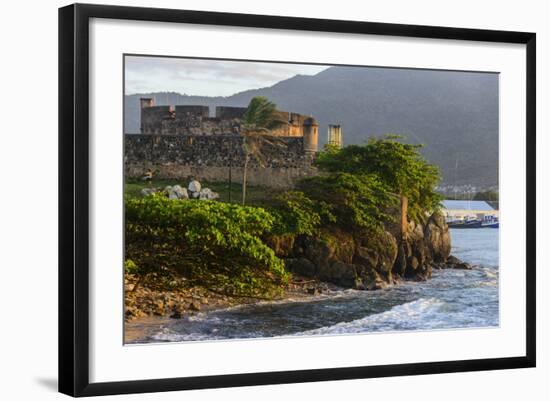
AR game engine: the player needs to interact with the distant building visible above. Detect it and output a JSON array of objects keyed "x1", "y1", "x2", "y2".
[{"x1": 441, "y1": 200, "x2": 498, "y2": 220}]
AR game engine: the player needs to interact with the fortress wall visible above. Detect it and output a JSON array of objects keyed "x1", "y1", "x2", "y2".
[
  {"x1": 141, "y1": 106, "x2": 173, "y2": 135},
  {"x1": 175, "y1": 105, "x2": 209, "y2": 117},
  {"x1": 140, "y1": 103, "x2": 313, "y2": 139},
  {"x1": 215, "y1": 106, "x2": 247, "y2": 120},
  {"x1": 125, "y1": 134, "x2": 317, "y2": 188},
  {"x1": 155, "y1": 116, "x2": 241, "y2": 135}
]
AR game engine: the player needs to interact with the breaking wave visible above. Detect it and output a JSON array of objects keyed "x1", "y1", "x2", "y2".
[{"x1": 294, "y1": 298, "x2": 448, "y2": 335}]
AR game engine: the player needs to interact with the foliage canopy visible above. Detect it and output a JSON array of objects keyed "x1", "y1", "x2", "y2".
[
  {"x1": 297, "y1": 172, "x2": 396, "y2": 232},
  {"x1": 315, "y1": 135, "x2": 442, "y2": 222},
  {"x1": 270, "y1": 191, "x2": 334, "y2": 236},
  {"x1": 242, "y1": 96, "x2": 287, "y2": 131}
]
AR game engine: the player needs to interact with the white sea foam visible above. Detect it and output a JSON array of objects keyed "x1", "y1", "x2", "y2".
[
  {"x1": 208, "y1": 288, "x2": 365, "y2": 313},
  {"x1": 151, "y1": 327, "x2": 225, "y2": 342},
  {"x1": 293, "y1": 298, "x2": 448, "y2": 335}
]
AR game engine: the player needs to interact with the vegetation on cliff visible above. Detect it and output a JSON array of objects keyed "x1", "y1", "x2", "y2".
[
  {"x1": 315, "y1": 135, "x2": 442, "y2": 223},
  {"x1": 124, "y1": 136, "x2": 446, "y2": 301},
  {"x1": 266, "y1": 136, "x2": 446, "y2": 289},
  {"x1": 297, "y1": 173, "x2": 396, "y2": 232}
]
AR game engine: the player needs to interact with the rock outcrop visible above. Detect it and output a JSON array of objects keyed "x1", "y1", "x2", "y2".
[
  {"x1": 424, "y1": 212, "x2": 451, "y2": 263},
  {"x1": 282, "y1": 211, "x2": 458, "y2": 290}
]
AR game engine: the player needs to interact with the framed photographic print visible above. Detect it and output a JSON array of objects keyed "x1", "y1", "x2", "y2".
[{"x1": 58, "y1": 3, "x2": 536, "y2": 397}]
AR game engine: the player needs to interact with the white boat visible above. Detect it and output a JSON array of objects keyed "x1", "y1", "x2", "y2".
[{"x1": 481, "y1": 215, "x2": 499, "y2": 228}]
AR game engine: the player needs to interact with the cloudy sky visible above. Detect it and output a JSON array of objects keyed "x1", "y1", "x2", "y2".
[{"x1": 125, "y1": 56, "x2": 328, "y2": 97}]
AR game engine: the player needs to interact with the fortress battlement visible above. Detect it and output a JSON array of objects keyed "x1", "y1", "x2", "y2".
[
  {"x1": 139, "y1": 98, "x2": 318, "y2": 152},
  {"x1": 126, "y1": 98, "x2": 333, "y2": 188}
]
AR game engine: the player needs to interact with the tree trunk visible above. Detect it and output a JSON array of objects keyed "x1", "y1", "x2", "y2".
[
  {"x1": 242, "y1": 154, "x2": 249, "y2": 205},
  {"x1": 228, "y1": 162, "x2": 232, "y2": 203},
  {"x1": 400, "y1": 195, "x2": 408, "y2": 238}
]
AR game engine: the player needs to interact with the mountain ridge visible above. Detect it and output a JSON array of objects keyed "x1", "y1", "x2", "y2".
[{"x1": 124, "y1": 66, "x2": 499, "y2": 188}]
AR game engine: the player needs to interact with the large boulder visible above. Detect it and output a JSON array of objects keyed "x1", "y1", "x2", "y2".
[
  {"x1": 424, "y1": 212, "x2": 451, "y2": 263},
  {"x1": 391, "y1": 212, "x2": 450, "y2": 281},
  {"x1": 399, "y1": 234, "x2": 432, "y2": 280},
  {"x1": 290, "y1": 230, "x2": 399, "y2": 289},
  {"x1": 393, "y1": 241, "x2": 408, "y2": 276},
  {"x1": 318, "y1": 261, "x2": 358, "y2": 288},
  {"x1": 298, "y1": 230, "x2": 355, "y2": 267},
  {"x1": 328, "y1": 229, "x2": 356, "y2": 264},
  {"x1": 188, "y1": 180, "x2": 201, "y2": 198},
  {"x1": 164, "y1": 185, "x2": 189, "y2": 200},
  {"x1": 284, "y1": 258, "x2": 316, "y2": 277},
  {"x1": 353, "y1": 230, "x2": 398, "y2": 278},
  {"x1": 290, "y1": 231, "x2": 360, "y2": 288},
  {"x1": 302, "y1": 237, "x2": 332, "y2": 273},
  {"x1": 188, "y1": 179, "x2": 201, "y2": 192},
  {"x1": 356, "y1": 267, "x2": 388, "y2": 290}
]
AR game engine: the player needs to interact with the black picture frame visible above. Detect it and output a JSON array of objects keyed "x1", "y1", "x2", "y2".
[{"x1": 59, "y1": 3, "x2": 536, "y2": 397}]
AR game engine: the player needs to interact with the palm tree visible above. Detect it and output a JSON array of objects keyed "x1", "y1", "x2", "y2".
[{"x1": 240, "y1": 97, "x2": 288, "y2": 205}]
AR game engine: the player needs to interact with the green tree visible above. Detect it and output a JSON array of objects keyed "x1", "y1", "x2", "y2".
[
  {"x1": 315, "y1": 135, "x2": 442, "y2": 227},
  {"x1": 240, "y1": 97, "x2": 287, "y2": 205},
  {"x1": 270, "y1": 191, "x2": 334, "y2": 236},
  {"x1": 298, "y1": 172, "x2": 396, "y2": 232}
]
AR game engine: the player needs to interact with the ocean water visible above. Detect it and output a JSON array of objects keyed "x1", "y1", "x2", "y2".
[{"x1": 146, "y1": 228, "x2": 499, "y2": 343}]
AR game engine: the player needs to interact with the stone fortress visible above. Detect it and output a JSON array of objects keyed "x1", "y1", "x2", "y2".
[{"x1": 125, "y1": 98, "x2": 343, "y2": 188}]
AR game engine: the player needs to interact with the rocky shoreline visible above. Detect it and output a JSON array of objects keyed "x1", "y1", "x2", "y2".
[
  {"x1": 270, "y1": 211, "x2": 469, "y2": 289},
  {"x1": 125, "y1": 211, "x2": 473, "y2": 342},
  {"x1": 124, "y1": 274, "x2": 340, "y2": 342},
  {"x1": 125, "y1": 274, "x2": 337, "y2": 321},
  {"x1": 124, "y1": 258, "x2": 470, "y2": 343}
]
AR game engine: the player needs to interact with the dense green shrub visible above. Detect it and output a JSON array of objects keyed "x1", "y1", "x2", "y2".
[
  {"x1": 298, "y1": 173, "x2": 396, "y2": 232},
  {"x1": 125, "y1": 195, "x2": 288, "y2": 298},
  {"x1": 270, "y1": 191, "x2": 334, "y2": 236}
]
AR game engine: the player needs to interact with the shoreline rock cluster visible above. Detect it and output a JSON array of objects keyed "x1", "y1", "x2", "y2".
[
  {"x1": 124, "y1": 274, "x2": 333, "y2": 322},
  {"x1": 125, "y1": 275, "x2": 239, "y2": 321},
  {"x1": 273, "y1": 211, "x2": 468, "y2": 290}
]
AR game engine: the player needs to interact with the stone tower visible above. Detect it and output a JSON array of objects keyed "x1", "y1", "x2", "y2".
[
  {"x1": 303, "y1": 117, "x2": 319, "y2": 154},
  {"x1": 139, "y1": 98, "x2": 155, "y2": 134},
  {"x1": 140, "y1": 97, "x2": 154, "y2": 110},
  {"x1": 328, "y1": 124, "x2": 343, "y2": 148}
]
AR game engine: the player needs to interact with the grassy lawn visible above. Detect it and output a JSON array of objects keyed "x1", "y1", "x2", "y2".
[{"x1": 125, "y1": 178, "x2": 285, "y2": 207}]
